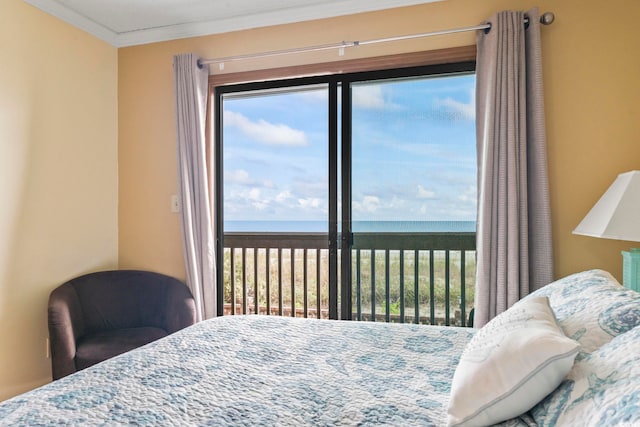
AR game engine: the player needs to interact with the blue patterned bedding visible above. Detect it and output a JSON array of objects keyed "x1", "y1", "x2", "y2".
[
  {"x1": 524, "y1": 270, "x2": 640, "y2": 426},
  {"x1": 0, "y1": 315, "x2": 529, "y2": 426},
  {"x1": 2, "y1": 269, "x2": 637, "y2": 426}
]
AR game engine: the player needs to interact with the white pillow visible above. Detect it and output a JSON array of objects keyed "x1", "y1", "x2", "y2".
[{"x1": 447, "y1": 297, "x2": 580, "y2": 427}]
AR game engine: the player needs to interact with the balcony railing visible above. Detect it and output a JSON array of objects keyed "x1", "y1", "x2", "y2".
[{"x1": 223, "y1": 232, "x2": 475, "y2": 326}]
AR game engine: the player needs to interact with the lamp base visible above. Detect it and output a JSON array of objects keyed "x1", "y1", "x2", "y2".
[{"x1": 622, "y1": 248, "x2": 640, "y2": 291}]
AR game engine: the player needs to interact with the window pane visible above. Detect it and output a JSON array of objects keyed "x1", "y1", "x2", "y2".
[
  {"x1": 222, "y1": 85, "x2": 329, "y2": 232},
  {"x1": 351, "y1": 74, "x2": 476, "y2": 232}
]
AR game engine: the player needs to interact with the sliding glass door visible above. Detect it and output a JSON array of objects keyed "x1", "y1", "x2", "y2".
[{"x1": 216, "y1": 63, "x2": 477, "y2": 324}]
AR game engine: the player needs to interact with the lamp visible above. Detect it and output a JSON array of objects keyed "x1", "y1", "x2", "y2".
[{"x1": 573, "y1": 170, "x2": 640, "y2": 291}]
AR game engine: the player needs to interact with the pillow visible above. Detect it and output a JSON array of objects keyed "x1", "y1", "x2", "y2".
[
  {"x1": 532, "y1": 325, "x2": 640, "y2": 426},
  {"x1": 447, "y1": 297, "x2": 580, "y2": 427},
  {"x1": 523, "y1": 269, "x2": 640, "y2": 353}
]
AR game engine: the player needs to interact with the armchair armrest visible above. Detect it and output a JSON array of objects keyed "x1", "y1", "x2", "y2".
[
  {"x1": 48, "y1": 283, "x2": 86, "y2": 380},
  {"x1": 164, "y1": 280, "x2": 197, "y2": 334}
]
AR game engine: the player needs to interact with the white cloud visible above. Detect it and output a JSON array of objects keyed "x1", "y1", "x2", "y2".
[
  {"x1": 458, "y1": 185, "x2": 477, "y2": 203},
  {"x1": 225, "y1": 111, "x2": 308, "y2": 146},
  {"x1": 292, "y1": 179, "x2": 327, "y2": 199},
  {"x1": 353, "y1": 195, "x2": 381, "y2": 213},
  {"x1": 389, "y1": 195, "x2": 407, "y2": 209},
  {"x1": 244, "y1": 188, "x2": 262, "y2": 201},
  {"x1": 275, "y1": 190, "x2": 293, "y2": 202},
  {"x1": 225, "y1": 169, "x2": 253, "y2": 185},
  {"x1": 458, "y1": 194, "x2": 474, "y2": 203},
  {"x1": 352, "y1": 86, "x2": 386, "y2": 110},
  {"x1": 417, "y1": 185, "x2": 436, "y2": 199},
  {"x1": 434, "y1": 88, "x2": 475, "y2": 121},
  {"x1": 298, "y1": 197, "x2": 323, "y2": 209},
  {"x1": 251, "y1": 200, "x2": 270, "y2": 211}
]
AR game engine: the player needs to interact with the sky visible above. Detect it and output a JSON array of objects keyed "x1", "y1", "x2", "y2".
[{"x1": 222, "y1": 73, "x2": 476, "y2": 231}]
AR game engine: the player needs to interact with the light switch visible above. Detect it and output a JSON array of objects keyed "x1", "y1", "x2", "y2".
[{"x1": 171, "y1": 195, "x2": 179, "y2": 213}]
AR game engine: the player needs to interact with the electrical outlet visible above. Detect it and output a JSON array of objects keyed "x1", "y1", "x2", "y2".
[{"x1": 45, "y1": 338, "x2": 50, "y2": 359}]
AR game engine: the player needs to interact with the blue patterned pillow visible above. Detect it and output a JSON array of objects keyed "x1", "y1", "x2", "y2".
[
  {"x1": 531, "y1": 325, "x2": 640, "y2": 426},
  {"x1": 522, "y1": 269, "x2": 640, "y2": 353}
]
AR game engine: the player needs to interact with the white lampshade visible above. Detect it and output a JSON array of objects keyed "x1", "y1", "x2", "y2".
[{"x1": 573, "y1": 170, "x2": 640, "y2": 242}]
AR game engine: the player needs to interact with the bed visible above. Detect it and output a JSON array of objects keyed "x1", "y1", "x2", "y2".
[{"x1": 1, "y1": 269, "x2": 639, "y2": 426}]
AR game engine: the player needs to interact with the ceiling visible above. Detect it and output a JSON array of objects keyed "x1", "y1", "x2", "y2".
[{"x1": 24, "y1": 0, "x2": 440, "y2": 48}]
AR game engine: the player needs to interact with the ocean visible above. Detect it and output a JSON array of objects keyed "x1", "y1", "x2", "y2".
[{"x1": 224, "y1": 220, "x2": 476, "y2": 233}]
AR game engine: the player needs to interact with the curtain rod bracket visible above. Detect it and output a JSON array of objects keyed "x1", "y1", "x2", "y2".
[
  {"x1": 540, "y1": 12, "x2": 555, "y2": 25},
  {"x1": 485, "y1": 11, "x2": 554, "y2": 34}
]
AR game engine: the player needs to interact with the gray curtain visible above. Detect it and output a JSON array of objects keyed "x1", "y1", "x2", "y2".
[
  {"x1": 173, "y1": 53, "x2": 216, "y2": 321},
  {"x1": 474, "y1": 8, "x2": 553, "y2": 327}
]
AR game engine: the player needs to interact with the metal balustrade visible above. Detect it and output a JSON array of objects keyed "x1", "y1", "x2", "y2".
[{"x1": 223, "y1": 232, "x2": 475, "y2": 326}]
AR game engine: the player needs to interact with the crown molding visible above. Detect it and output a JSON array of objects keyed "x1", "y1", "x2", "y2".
[
  {"x1": 24, "y1": 0, "x2": 119, "y2": 46},
  {"x1": 24, "y1": 0, "x2": 441, "y2": 48}
]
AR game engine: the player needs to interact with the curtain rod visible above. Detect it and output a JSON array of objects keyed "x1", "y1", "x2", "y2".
[{"x1": 199, "y1": 11, "x2": 554, "y2": 68}]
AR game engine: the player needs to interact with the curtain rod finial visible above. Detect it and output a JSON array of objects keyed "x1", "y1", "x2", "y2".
[{"x1": 540, "y1": 12, "x2": 555, "y2": 25}]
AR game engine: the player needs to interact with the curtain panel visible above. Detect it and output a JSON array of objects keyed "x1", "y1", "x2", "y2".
[
  {"x1": 173, "y1": 53, "x2": 216, "y2": 321},
  {"x1": 474, "y1": 8, "x2": 554, "y2": 327}
]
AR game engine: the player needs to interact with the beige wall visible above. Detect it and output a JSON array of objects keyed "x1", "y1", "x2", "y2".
[
  {"x1": 0, "y1": 1, "x2": 118, "y2": 400},
  {"x1": 119, "y1": 0, "x2": 640, "y2": 283},
  {"x1": 2, "y1": 0, "x2": 638, "y2": 402}
]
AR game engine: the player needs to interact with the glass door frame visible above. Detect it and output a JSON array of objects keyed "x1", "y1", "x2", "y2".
[{"x1": 213, "y1": 61, "x2": 476, "y2": 319}]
